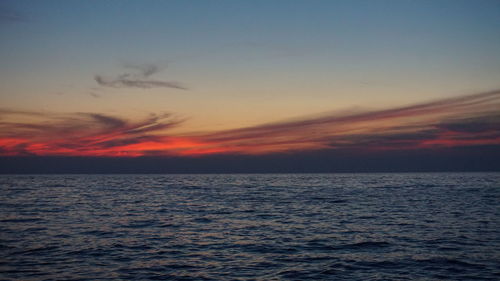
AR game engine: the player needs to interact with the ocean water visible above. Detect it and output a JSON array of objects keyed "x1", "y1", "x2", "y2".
[{"x1": 0, "y1": 173, "x2": 499, "y2": 280}]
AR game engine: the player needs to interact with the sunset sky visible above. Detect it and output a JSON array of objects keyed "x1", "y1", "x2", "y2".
[{"x1": 1, "y1": 0, "x2": 500, "y2": 171}]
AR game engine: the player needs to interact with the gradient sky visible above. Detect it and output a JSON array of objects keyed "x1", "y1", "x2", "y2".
[{"x1": 1, "y1": 0, "x2": 500, "y2": 165}]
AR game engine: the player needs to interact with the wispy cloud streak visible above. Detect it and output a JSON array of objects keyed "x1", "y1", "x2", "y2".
[
  {"x1": 0, "y1": 111, "x2": 187, "y2": 156},
  {"x1": 95, "y1": 64, "x2": 187, "y2": 90},
  {"x1": 1, "y1": 90, "x2": 499, "y2": 156},
  {"x1": 192, "y1": 90, "x2": 500, "y2": 153}
]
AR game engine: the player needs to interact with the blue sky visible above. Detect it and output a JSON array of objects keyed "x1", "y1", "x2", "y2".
[
  {"x1": 2, "y1": 1, "x2": 499, "y2": 122},
  {"x1": 0, "y1": 0, "x2": 500, "y2": 159}
]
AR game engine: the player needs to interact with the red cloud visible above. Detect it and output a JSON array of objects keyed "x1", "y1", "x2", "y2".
[{"x1": 1, "y1": 90, "x2": 500, "y2": 157}]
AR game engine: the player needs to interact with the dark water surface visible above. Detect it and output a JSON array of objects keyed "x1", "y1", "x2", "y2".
[{"x1": 1, "y1": 173, "x2": 499, "y2": 280}]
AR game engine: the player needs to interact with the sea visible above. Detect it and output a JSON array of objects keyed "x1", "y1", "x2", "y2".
[{"x1": 0, "y1": 173, "x2": 499, "y2": 280}]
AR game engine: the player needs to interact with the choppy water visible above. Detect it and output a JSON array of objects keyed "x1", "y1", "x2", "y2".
[{"x1": 0, "y1": 173, "x2": 499, "y2": 280}]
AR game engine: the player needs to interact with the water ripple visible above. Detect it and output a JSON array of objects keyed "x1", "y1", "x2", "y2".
[{"x1": 0, "y1": 173, "x2": 499, "y2": 280}]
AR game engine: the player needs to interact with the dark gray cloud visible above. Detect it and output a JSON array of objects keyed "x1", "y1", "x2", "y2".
[
  {"x1": 436, "y1": 114, "x2": 500, "y2": 134},
  {"x1": 330, "y1": 129, "x2": 440, "y2": 148},
  {"x1": 1, "y1": 90, "x2": 499, "y2": 157},
  {"x1": 124, "y1": 64, "x2": 161, "y2": 77},
  {"x1": 95, "y1": 63, "x2": 187, "y2": 90},
  {"x1": 321, "y1": 112, "x2": 500, "y2": 149},
  {"x1": 0, "y1": 109, "x2": 181, "y2": 143},
  {"x1": 201, "y1": 90, "x2": 500, "y2": 144}
]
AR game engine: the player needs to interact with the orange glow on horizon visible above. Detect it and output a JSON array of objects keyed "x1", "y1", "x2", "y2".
[{"x1": 1, "y1": 90, "x2": 499, "y2": 157}]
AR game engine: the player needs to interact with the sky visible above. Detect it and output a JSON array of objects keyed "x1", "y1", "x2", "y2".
[{"x1": 1, "y1": 0, "x2": 500, "y2": 172}]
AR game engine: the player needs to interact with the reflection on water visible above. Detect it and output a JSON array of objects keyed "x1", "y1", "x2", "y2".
[{"x1": 1, "y1": 173, "x2": 499, "y2": 280}]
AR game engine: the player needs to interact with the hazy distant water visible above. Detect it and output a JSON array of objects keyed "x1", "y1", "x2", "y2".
[{"x1": 1, "y1": 173, "x2": 499, "y2": 280}]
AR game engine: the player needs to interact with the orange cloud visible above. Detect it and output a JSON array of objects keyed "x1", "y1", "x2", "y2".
[{"x1": 1, "y1": 90, "x2": 500, "y2": 157}]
